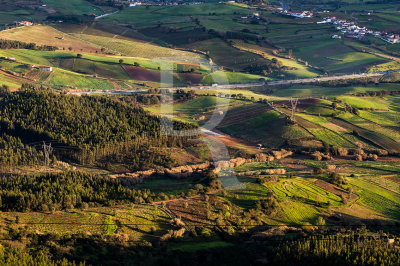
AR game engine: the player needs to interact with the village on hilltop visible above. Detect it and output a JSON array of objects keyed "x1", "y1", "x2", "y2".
[{"x1": 319, "y1": 16, "x2": 400, "y2": 44}]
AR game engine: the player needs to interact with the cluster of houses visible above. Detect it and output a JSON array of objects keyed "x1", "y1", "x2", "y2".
[
  {"x1": 123, "y1": 0, "x2": 204, "y2": 7},
  {"x1": 319, "y1": 16, "x2": 400, "y2": 44},
  {"x1": 18, "y1": 21, "x2": 33, "y2": 26},
  {"x1": 275, "y1": 8, "x2": 313, "y2": 18}
]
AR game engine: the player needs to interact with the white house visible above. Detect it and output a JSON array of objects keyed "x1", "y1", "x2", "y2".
[{"x1": 37, "y1": 66, "x2": 53, "y2": 71}]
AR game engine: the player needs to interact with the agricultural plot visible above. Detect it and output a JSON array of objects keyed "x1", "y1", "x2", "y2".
[
  {"x1": 0, "y1": 72, "x2": 23, "y2": 88},
  {"x1": 24, "y1": 69, "x2": 52, "y2": 82},
  {"x1": 184, "y1": 38, "x2": 270, "y2": 72},
  {"x1": 136, "y1": 176, "x2": 207, "y2": 195},
  {"x1": 339, "y1": 96, "x2": 390, "y2": 110},
  {"x1": 217, "y1": 105, "x2": 314, "y2": 148},
  {"x1": 324, "y1": 52, "x2": 387, "y2": 73},
  {"x1": 269, "y1": 28, "x2": 387, "y2": 74},
  {"x1": 173, "y1": 96, "x2": 248, "y2": 123},
  {"x1": 348, "y1": 177, "x2": 400, "y2": 220},
  {"x1": 268, "y1": 178, "x2": 343, "y2": 207},
  {"x1": 220, "y1": 176, "x2": 343, "y2": 224},
  {"x1": 232, "y1": 40, "x2": 320, "y2": 78},
  {"x1": 0, "y1": 25, "x2": 101, "y2": 53},
  {"x1": 362, "y1": 176, "x2": 400, "y2": 195},
  {"x1": 303, "y1": 126, "x2": 356, "y2": 148},
  {"x1": 331, "y1": 116, "x2": 400, "y2": 152},
  {"x1": 0, "y1": 8, "x2": 46, "y2": 25},
  {"x1": 369, "y1": 60, "x2": 400, "y2": 73},
  {"x1": 73, "y1": 33, "x2": 202, "y2": 60},
  {"x1": 358, "y1": 109, "x2": 400, "y2": 129},
  {"x1": 101, "y1": 3, "x2": 248, "y2": 27},
  {"x1": 1, "y1": 205, "x2": 171, "y2": 239},
  {"x1": 271, "y1": 83, "x2": 400, "y2": 98},
  {"x1": 0, "y1": 49, "x2": 56, "y2": 66},
  {"x1": 123, "y1": 65, "x2": 160, "y2": 82},
  {"x1": 296, "y1": 112, "x2": 358, "y2": 147},
  {"x1": 0, "y1": 60, "x2": 30, "y2": 74},
  {"x1": 54, "y1": 58, "x2": 131, "y2": 80},
  {"x1": 201, "y1": 71, "x2": 265, "y2": 85},
  {"x1": 338, "y1": 112, "x2": 400, "y2": 142},
  {"x1": 234, "y1": 161, "x2": 287, "y2": 174},
  {"x1": 44, "y1": 68, "x2": 117, "y2": 90}
]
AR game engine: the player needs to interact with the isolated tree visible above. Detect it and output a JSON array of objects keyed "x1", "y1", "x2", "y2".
[
  {"x1": 316, "y1": 216, "x2": 326, "y2": 226},
  {"x1": 77, "y1": 54, "x2": 82, "y2": 58},
  {"x1": 0, "y1": 85, "x2": 10, "y2": 96},
  {"x1": 119, "y1": 59, "x2": 124, "y2": 64}
]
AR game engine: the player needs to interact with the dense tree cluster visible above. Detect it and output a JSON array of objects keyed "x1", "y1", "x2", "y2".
[
  {"x1": 117, "y1": 94, "x2": 161, "y2": 106},
  {"x1": 0, "y1": 245, "x2": 76, "y2": 266},
  {"x1": 174, "y1": 89, "x2": 196, "y2": 102},
  {"x1": 0, "y1": 39, "x2": 57, "y2": 51},
  {"x1": 0, "y1": 86, "x2": 197, "y2": 169},
  {"x1": 0, "y1": 171, "x2": 155, "y2": 212}
]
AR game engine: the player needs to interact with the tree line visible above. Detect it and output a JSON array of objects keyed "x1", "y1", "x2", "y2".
[{"x1": 0, "y1": 39, "x2": 57, "y2": 51}]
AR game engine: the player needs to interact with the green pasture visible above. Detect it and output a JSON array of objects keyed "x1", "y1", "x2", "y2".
[{"x1": 43, "y1": 0, "x2": 103, "y2": 16}]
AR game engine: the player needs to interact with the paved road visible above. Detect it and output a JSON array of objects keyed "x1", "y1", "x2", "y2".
[
  {"x1": 95, "y1": 10, "x2": 120, "y2": 20},
  {"x1": 200, "y1": 128, "x2": 225, "y2": 137},
  {"x1": 70, "y1": 71, "x2": 392, "y2": 95},
  {"x1": 266, "y1": 72, "x2": 385, "y2": 86},
  {"x1": 69, "y1": 89, "x2": 146, "y2": 95}
]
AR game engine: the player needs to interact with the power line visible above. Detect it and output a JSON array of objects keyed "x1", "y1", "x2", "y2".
[{"x1": 42, "y1": 141, "x2": 53, "y2": 171}]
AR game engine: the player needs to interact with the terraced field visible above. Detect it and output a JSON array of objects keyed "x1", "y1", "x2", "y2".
[{"x1": 1, "y1": 205, "x2": 171, "y2": 238}]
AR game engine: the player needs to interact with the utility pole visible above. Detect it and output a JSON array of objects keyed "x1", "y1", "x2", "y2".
[
  {"x1": 42, "y1": 141, "x2": 53, "y2": 171},
  {"x1": 290, "y1": 97, "x2": 298, "y2": 121}
]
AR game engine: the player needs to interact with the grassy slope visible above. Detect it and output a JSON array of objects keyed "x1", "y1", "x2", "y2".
[{"x1": 0, "y1": 25, "x2": 101, "y2": 53}]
